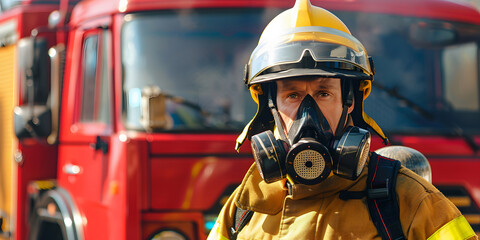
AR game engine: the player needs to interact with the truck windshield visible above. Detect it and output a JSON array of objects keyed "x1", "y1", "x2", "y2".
[
  {"x1": 121, "y1": 9, "x2": 279, "y2": 131},
  {"x1": 121, "y1": 10, "x2": 480, "y2": 134},
  {"x1": 335, "y1": 12, "x2": 480, "y2": 135}
]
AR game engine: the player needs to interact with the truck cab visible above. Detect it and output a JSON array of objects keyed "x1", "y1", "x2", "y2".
[{"x1": 1, "y1": 0, "x2": 479, "y2": 239}]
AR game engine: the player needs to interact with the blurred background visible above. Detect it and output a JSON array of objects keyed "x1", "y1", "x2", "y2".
[{"x1": 0, "y1": 0, "x2": 479, "y2": 239}]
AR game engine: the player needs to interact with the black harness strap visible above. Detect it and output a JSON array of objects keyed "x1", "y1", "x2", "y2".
[
  {"x1": 367, "y1": 152, "x2": 405, "y2": 240},
  {"x1": 230, "y1": 207, "x2": 253, "y2": 240}
]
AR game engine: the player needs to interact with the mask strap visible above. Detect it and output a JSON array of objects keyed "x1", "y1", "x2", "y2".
[
  {"x1": 335, "y1": 80, "x2": 354, "y2": 138},
  {"x1": 267, "y1": 87, "x2": 289, "y2": 143}
]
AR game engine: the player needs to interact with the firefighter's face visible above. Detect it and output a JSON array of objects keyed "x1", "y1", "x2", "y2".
[{"x1": 276, "y1": 77, "x2": 354, "y2": 138}]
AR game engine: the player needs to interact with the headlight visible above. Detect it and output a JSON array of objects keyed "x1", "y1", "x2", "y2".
[{"x1": 150, "y1": 230, "x2": 187, "y2": 240}]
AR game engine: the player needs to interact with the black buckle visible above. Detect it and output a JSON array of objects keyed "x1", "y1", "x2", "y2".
[{"x1": 368, "y1": 178, "x2": 389, "y2": 199}]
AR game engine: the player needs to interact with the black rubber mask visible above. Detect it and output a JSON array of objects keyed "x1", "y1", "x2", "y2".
[
  {"x1": 251, "y1": 90, "x2": 371, "y2": 185},
  {"x1": 287, "y1": 94, "x2": 334, "y2": 146}
]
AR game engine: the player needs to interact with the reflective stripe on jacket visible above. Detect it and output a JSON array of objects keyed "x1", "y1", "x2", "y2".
[{"x1": 207, "y1": 159, "x2": 477, "y2": 240}]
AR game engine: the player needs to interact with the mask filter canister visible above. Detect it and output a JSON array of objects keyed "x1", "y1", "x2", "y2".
[{"x1": 251, "y1": 130, "x2": 288, "y2": 183}]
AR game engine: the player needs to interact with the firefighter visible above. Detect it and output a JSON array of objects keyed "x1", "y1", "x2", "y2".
[{"x1": 208, "y1": 0, "x2": 478, "y2": 239}]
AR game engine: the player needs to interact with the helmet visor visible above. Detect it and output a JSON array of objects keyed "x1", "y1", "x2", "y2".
[{"x1": 247, "y1": 26, "x2": 372, "y2": 85}]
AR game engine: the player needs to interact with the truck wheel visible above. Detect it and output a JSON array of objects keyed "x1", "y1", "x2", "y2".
[{"x1": 29, "y1": 188, "x2": 83, "y2": 240}]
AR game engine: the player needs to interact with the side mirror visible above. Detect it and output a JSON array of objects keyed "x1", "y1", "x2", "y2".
[
  {"x1": 15, "y1": 37, "x2": 52, "y2": 140},
  {"x1": 14, "y1": 106, "x2": 52, "y2": 139}
]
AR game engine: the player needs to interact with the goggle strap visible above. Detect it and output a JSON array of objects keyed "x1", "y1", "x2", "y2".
[
  {"x1": 335, "y1": 105, "x2": 350, "y2": 139},
  {"x1": 345, "y1": 81, "x2": 354, "y2": 107},
  {"x1": 268, "y1": 88, "x2": 289, "y2": 144},
  {"x1": 335, "y1": 81, "x2": 354, "y2": 138}
]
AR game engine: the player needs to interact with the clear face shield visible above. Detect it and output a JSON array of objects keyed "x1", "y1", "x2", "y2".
[{"x1": 245, "y1": 26, "x2": 374, "y2": 86}]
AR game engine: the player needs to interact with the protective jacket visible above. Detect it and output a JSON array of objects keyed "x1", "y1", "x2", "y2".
[{"x1": 208, "y1": 154, "x2": 477, "y2": 240}]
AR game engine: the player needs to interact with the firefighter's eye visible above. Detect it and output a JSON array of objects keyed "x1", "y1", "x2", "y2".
[
  {"x1": 287, "y1": 93, "x2": 299, "y2": 99},
  {"x1": 315, "y1": 91, "x2": 331, "y2": 98}
]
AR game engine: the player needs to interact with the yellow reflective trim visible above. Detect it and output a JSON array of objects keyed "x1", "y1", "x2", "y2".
[
  {"x1": 427, "y1": 215, "x2": 477, "y2": 240},
  {"x1": 34, "y1": 180, "x2": 55, "y2": 190},
  {"x1": 362, "y1": 112, "x2": 388, "y2": 144},
  {"x1": 358, "y1": 79, "x2": 389, "y2": 144},
  {"x1": 236, "y1": 84, "x2": 265, "y2": 151},
  {"x1": 236, "y1": 117, "x2": 255, "y2": 151},
  {"x1": 206, "y1": 222, "x2": 230, "y2": 240}
]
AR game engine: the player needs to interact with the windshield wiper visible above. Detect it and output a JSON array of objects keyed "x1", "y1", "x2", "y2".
[{"x1": 372, "y1": 81, "x2": 479, "y2": 152}]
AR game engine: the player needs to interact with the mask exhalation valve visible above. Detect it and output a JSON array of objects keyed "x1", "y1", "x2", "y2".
[{"x1": 286, "y1": 138, "x2": 332, "y2": 185}]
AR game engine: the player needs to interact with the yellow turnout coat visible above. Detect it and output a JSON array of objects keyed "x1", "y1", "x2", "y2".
[{"x1": 208, "y1": 160, "x2": 477, "y2": 240}]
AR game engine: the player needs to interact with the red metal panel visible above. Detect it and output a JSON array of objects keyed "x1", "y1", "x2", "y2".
[
  {"x1": 148, "y1": 134, "x2": 251, "y2": 155},
  {"x1": 69, "y1": 0, "x2": 480, "y2": 27},
  {"x1": 58, "y1": 143, "x2": 110, "y2": 240},
  {"x1": 16, "y1": 143, "x2": 57, "y2": 240},
  {"x1": 392, "y1": 136, "x2": 476, "y2": 156},
  {"x1": 0, "y1": 4, "x2": 57, "y2": 38},
  {"x1": 125, "y1": 138, "x2": 148, "y2": 240},
  {"x1": 430, "y1": 159, "x2": 480, "y2": 207},
  {"x1": 149, "y1": 156, "x2": 252, "y2": 210},
  {"x1": 57, "y1": 134, "x2": 129, "y2": 240},
  {"x1": 106, "y1": 135, "x2": 129, "y2": 240},
  {"x1": 313, "y1": 0, "x2": 480, "y2": 25}
]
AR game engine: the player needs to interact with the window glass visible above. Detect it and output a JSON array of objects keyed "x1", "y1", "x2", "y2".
[
  {"x1": 80, "y1": 35, "x2": 98, "y2": 122},
  {"x1": 97, "y1": 30, "x2": 111, "y2": 124},
  {"x1": 442, "y1": 42, "x2": 479, "y2": 111},
  {"x1": 80, "y1": 31, "x2": 111, "y2": 125}
]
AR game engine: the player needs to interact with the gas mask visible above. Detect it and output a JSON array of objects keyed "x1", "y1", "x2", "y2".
[{"x1": 251, "y1": 94, "x2": 371, "y2": 185}]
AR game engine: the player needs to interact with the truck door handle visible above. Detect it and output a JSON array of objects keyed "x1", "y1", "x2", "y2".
[
  {"x1": 90, "y1": 136, "x2": 109, "y2": 154},
  {"x1": 63, "y1": 164, "x2": 81, "y2": 175}
]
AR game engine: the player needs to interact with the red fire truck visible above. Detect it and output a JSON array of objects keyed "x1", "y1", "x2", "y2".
[{"x1": 0, "y1": 0, "x2": 479, "y2": 239}]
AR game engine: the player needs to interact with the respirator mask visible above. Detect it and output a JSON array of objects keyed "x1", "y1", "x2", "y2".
[{"x1": 251, "y1": 87, "x2": 371, "y2": 185}]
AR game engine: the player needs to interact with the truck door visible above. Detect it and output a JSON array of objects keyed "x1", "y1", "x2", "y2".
[{"x1": 58, "y1": 19, "x2": 113, "y2": 239}]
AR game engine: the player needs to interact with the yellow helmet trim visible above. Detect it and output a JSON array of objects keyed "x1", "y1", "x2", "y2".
[
  {"x1": 360, "y1": 80, "x2": 372, "y2": 100},
  {"x1": 249, "y1": 84, "x2": 263, "y2": 104},
  {"x1": 362, "y1": 112, "x2": 388, "y2": 143},
  {"x1": 236, "y1": 117, "x2": 255, "y2": 151}
]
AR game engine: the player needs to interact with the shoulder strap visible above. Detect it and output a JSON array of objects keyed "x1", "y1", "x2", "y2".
[
  {"x1": 230, "y1": 207, "x2": 253, "y2": 240},
  {"x1": 367, "y1": 152, "x2": 405, "y2": 240}
]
